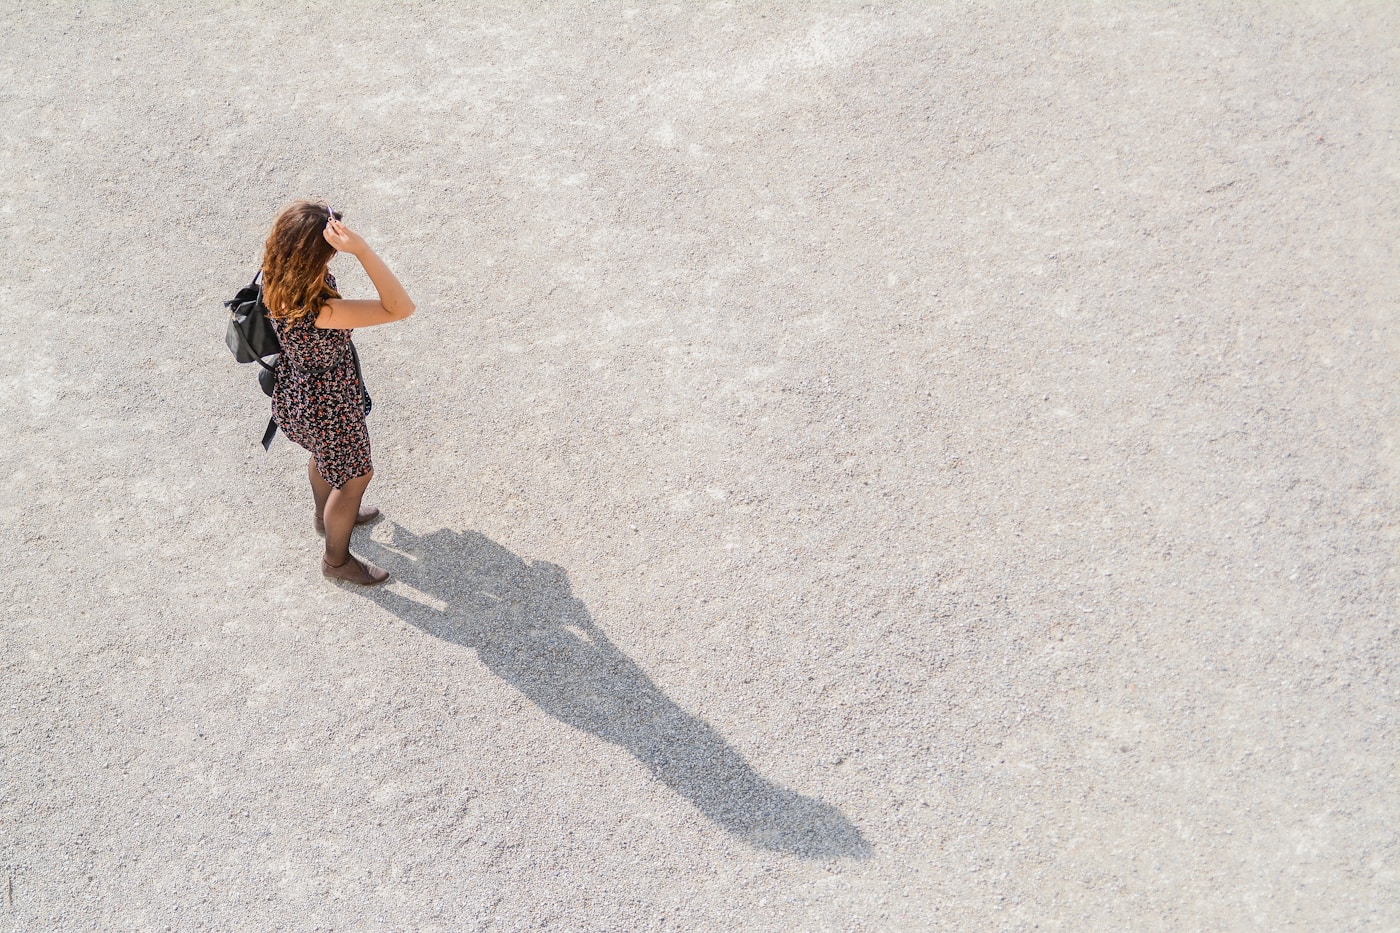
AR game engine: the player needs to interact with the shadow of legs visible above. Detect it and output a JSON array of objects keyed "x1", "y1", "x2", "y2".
[{"x1": 354, "y1": 523, "x2": 870, "y2": 859}]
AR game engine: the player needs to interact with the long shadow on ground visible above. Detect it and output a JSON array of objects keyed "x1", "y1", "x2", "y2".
[{"x1": 353, "y1": 522, "x2": 870, "y2": 860}]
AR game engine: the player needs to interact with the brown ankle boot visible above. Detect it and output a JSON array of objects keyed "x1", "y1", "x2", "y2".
[{"x1": 321, "y1": 554, "x2": 389, "y2": 586}]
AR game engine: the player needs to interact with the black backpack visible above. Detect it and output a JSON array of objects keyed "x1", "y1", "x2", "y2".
[{"x1": 224, "y1": 271, "x2": 282, "y2": 449}]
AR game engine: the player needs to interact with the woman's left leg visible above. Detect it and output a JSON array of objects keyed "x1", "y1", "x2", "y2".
[{"x1": 321, "y1": 470, "x2": 388, "y2": 585}]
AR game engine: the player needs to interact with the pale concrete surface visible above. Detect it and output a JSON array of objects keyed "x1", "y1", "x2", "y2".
[{"x1": 2, "y1": 2, "x2": 1397, "y2": 930}]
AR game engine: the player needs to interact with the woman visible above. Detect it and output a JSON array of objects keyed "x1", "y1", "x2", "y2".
[{"x1": 261, "y1": 200, "x2": 415, "y2": 585}]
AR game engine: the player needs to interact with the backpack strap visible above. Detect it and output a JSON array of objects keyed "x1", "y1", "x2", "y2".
[
  {"x1": 254, "y1": 271, "x2": 276, "y2": 449},
  {"x1": 350, "y1": 341, "x2": 372, "y2": 415},
  {"x1": 261, "y1": 417, "x2": 279, "y2": 451},
  {"x1": 253, "y1": 283, "x2": 275, "y2": 373}
]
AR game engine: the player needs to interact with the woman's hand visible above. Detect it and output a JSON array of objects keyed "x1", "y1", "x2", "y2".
[{"x1": 323, "y1": 217, "x2": 369, "y2": 257}]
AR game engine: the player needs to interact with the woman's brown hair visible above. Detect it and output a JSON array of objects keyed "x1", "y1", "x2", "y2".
[{"x1": 261, "y1": 200, "x2": 342, "y2": 322}]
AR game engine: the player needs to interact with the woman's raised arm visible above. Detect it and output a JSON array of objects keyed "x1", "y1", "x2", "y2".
[{"x1": 316, "y1": 218, "x2": 416, "y2": 329}]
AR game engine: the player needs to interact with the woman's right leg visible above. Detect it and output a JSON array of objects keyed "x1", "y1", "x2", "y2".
[
  {"x1": 321, "y1": 470, "x2": 387, "y2": 584},
  {"x1": 311, "y1": 458, "x2": 379, "y2": 533}
]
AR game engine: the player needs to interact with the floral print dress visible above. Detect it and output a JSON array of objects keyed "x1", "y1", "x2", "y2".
[{"x1": 270, "y1": 276, "x2": 371, "y2": 489}]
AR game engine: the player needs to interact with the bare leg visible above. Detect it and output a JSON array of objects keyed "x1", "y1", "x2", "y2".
[
  {"x1": 323, "y1": 470, "x2": 373, "y2": 566},
  {"x1": 308, "y1": 457, "x2": 332, "y2": 524}
]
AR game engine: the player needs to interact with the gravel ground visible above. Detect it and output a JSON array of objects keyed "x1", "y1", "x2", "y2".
[{"x1": 2, "y1": 2, "x2": 1397, "y2": 930}]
